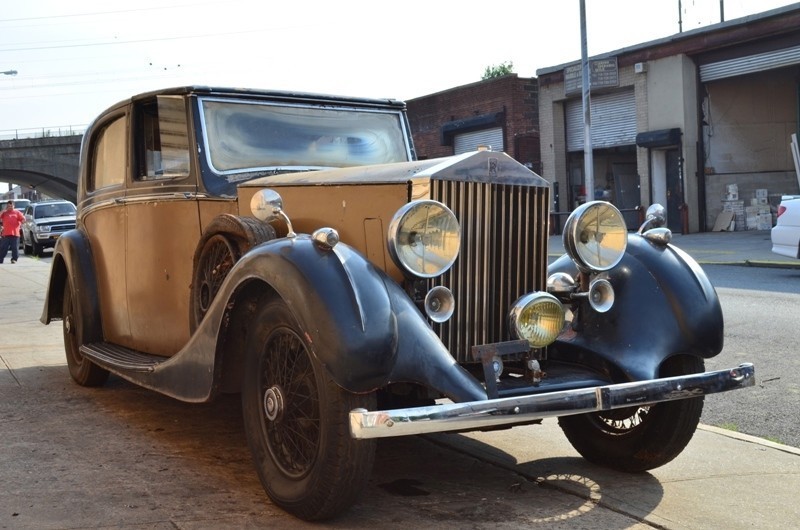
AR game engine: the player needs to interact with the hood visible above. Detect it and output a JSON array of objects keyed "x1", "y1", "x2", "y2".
[{"x1": 238, "y1": 150, "x2": 550, "y2": 189}]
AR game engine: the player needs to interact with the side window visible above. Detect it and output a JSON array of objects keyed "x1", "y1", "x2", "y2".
[
  {"x1": 136, "y1": 95, "x2": 190, "y2": 180},
  {"x1": 91, "y1": 116, "x2": 127, "y2": 191}
]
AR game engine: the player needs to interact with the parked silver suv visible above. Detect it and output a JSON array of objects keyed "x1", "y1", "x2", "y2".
[{"x1": 22, "y1": 200, "x2": 77, "y2": 256}]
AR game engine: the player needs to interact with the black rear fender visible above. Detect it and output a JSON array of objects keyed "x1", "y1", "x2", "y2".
[{"x1": 40, "y1": 229, "x2": 103, "y2": 344}]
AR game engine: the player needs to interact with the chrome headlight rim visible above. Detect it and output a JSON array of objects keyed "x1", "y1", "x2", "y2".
[
  {"x1": 508, "y1": 291, "x2": 565, "y2": 349},
  {"x1": 388, "y1": 199, "x2": 460, "y2": 279},
  {"x1": 562, "y1": 200, "x2": 628, "y2": 272}
]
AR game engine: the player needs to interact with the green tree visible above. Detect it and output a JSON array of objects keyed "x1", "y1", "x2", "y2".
[{"x1": 482, "y1": 61, "x2": 514, "y2": 80}]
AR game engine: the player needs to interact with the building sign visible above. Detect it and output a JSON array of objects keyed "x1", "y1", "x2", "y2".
[{"x1": 564, "y1": 58, "x2": 619, "y2": 95}]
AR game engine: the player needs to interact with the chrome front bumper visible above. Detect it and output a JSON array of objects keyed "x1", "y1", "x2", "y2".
[{"x1": 349, "y1": 363, "x2": 754, "y2": 439}]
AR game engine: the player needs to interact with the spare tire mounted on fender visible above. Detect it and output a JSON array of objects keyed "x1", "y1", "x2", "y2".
[{"x1": 190, "y1": 214, "x2": 276, "y2": 331}]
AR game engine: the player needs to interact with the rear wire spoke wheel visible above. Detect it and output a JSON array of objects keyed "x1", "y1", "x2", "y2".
[
  {"x1": 242, "y1": 298, "x2": 375, "y2": 521},
  {"x1": 62, "y1": 279, "x2": 109, "y2": 387},
  {"x1": 558, "y1": 355, "x2": 705, "y2": 472}
]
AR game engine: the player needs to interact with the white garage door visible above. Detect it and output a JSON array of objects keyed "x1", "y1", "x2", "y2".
[
  {"x1": 566, "y1": 89, "x2": 636, "y2": 152},
  {"x1": 454, "y1": 127, "x2": 504, "y2": 154}
]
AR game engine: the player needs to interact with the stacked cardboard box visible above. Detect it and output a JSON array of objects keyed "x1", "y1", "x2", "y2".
[
  {"x1": 745, "y1": 189, "x2": 771, "y2": 229},
  {"x1": 745, "y1": 205, "x2": 771, "y2": 230},
  {"x1": 722, "y1": 199, "x2": 746, "y2": 231}
]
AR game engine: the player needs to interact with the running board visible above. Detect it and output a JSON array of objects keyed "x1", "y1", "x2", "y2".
[{"x1": 81, "y1": 342, "x2": 168, "y2": 373}]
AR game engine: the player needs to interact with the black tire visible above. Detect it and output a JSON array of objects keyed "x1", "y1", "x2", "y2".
[
  {"x1": 23, "y1": 235, "x2": 32, "y2": 255},
  {"x1": 558, "y1": 355, "x2": 705, "y2": 472},
  {"x1": 63, "y1": 280, "x2": 109, "y2": 387},
  {"x1": 189, "y1": 215, "x2": 276, "y2": 331},
  {"x1": 32, "y1": 238, "x2": 43, "y2": 257},
  {"x1": 191, "y1": 233, "x2": 240, "y2": 328},
  {"x1": 241, "y1": 297, "x2": 376, "y2": 521}
]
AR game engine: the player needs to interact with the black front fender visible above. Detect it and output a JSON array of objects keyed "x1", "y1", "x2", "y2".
[
  {"x1": 548, "y1": 233, "x2": 723, "y2": 381},
  {"x1": 220, "y1": 236, "x2": 485, "y2": 401}
]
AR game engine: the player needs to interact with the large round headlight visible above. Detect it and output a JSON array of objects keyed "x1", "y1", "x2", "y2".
[
  {"x1": 388, "y1": 200, "x2": 460, "y2": 278},
  {"x1": 508, "y1": 292, "x2": 565, "y2": 348},
  {"x1": 563, "y1": 201, "x2": 627, "y2": 272}
]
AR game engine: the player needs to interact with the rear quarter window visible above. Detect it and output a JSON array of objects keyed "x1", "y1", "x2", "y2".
[{"x1": 90, "y1": 116, "x2": 127, "y2": 192}]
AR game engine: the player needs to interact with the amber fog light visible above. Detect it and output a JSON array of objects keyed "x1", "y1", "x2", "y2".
[
  {"x1": 508, "y1": 292, "x2": 565, "y2": 348},
  {"x1": 563, "y1": 201, "x2": 627, "y2": 272},
  {"x1": 388, "y1": 200, "x2": 460, "y2": 278}
]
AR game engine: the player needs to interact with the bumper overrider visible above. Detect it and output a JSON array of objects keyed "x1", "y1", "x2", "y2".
[{"x1": 349, "y1": 363, "x2": 754, "y2": 439}]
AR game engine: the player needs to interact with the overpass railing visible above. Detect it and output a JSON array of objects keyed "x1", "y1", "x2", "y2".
[{"x1": 0, "y1": 125, "x2": 86, "y2": 141}]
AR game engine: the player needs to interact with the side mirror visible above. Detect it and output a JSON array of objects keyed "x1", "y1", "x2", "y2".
[{"x1": 250, "y1": 189, "x2": 296, "y2": 238}]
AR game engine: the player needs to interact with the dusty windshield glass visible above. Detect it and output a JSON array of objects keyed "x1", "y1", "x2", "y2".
[{"x1": 200, "y1": 98, "x2": 410, "y2": 178}]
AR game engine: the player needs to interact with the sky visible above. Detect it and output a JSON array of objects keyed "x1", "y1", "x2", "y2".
[{"x1": 1, "y1": 0, "x2": 798, "y2": 135}]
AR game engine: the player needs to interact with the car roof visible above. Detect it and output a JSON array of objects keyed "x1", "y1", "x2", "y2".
[
  {"x1": 31, "y1": 200, "x2": 74, "y2": 207},
  {"x1": 94, "y1": 86, "x2": 407, "y2": 121}
]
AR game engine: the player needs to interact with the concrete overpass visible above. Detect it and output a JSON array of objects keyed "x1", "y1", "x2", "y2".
[{"x1": 0, "y1": 133, "x2": 82, "y2": 204}]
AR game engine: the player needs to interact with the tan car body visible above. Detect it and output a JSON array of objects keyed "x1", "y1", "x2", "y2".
[{"x1": 40, "y1": 86, "x2": 754, "y2": 522}]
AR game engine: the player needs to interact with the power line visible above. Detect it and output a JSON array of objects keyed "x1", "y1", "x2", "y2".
[
  {"x1": 0, "y1": 26, "x2": 271, "y2": 53},
  {"x1": 0, "y1": 1, "x2": 229, "y2": 23}
]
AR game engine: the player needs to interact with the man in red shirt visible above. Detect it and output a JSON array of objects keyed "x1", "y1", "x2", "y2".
[{"x1": 0, "y1": 200, "x2": 26, "y2": 264}]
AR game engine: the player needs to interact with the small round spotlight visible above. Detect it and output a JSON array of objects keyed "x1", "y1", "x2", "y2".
[
  {"x1": 424, "y1": 286, "x2": 455, "y2": 323},
  {"x1": 508, "y1": 292, "x2": 565, "y2": 348}
]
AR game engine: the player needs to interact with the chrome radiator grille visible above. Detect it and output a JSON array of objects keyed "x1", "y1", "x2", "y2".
[{"x1": 429, "y1": 179, "x2": 550, "y2": 363}]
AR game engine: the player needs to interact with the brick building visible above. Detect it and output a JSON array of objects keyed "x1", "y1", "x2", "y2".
[{"x1": 406, "y1": 74, "x2": 541, "y2": 172}]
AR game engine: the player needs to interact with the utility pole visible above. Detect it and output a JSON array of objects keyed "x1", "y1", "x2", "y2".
[{"x1": 580, "y1": 0, "x2": 594, "y2": 202}]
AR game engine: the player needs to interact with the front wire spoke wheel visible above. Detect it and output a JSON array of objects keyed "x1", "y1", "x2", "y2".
[
  {"x1": 241, "y1": 297, "x2": 376, "y2": 521},
  {"x1": 597, "y1": 406, "x2": 649, "y2": 433},
  {"x1": 262, "y1": 328, "x2": 320, "y2": 478},
  {"x1": 558, "y1": 355, "x2": 705, "y2": 472}
]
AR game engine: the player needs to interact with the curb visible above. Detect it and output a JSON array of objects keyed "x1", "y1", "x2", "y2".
[
  {"x1": 744, "y1": 259, "x2": 800, "y2": 269},
  {"x1": 698, "y1": 424, "x2": 800, "y2": 456}
]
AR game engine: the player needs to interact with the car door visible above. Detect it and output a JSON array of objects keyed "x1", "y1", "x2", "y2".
[{"x1": 124, "y1": 95, "x2": 201, "y2": 356}]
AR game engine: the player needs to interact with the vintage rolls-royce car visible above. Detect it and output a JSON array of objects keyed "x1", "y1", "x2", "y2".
[{"x1": 41, "y1": 86, "x2": 754, "y2": 521}]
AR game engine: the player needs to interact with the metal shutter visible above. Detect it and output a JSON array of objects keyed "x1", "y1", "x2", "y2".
[
  {"x1": 454, "y1": 127, "x2": 504, "y2": 154},
  {"x1": 700, "y1": 44, "x2": 800, "y2": 82},
  {"x1": 566, "y1": 89, "x2": 636, "y2": 152}
]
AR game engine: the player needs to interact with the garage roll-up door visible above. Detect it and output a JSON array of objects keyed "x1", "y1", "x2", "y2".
[
  {"x1": 566, "y1": 88, "x2": 636, "y2": 152},
  {"x1": 700, "y1": 44, "x2": 800, "y2": 82},
  {"x1": 454, "y1": 127, "x2": 504, "y2": 154}
]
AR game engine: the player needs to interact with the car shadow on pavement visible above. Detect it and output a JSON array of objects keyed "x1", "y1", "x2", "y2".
[{"x1": 1, "y1": 367, "x2": 663, "y2": 529}]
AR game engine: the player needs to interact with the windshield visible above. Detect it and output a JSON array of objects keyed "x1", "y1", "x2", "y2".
[
  {"x1": 199, "y1": 97, "x2": 411, "y2": 189},
  {"x1": 34, "y1": 202, "x2": 76, "y2": 219}
]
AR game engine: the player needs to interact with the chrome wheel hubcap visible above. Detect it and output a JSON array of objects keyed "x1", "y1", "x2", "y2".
[{"x1": 263, "y1": 385, "x2": 284, "y2": 422}]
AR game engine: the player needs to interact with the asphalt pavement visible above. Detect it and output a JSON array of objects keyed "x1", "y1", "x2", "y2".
[{"x1": 1, "y1": 230, "x2": 799, "y2": 529}]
